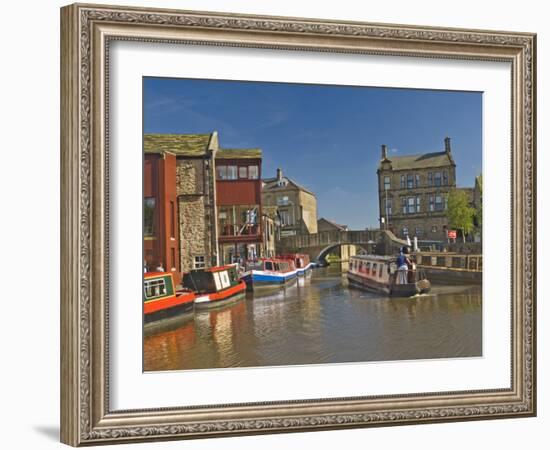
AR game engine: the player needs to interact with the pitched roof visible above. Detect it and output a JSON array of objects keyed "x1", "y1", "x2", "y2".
[
  {"x1": 216, "y1": 148, "x2": 262, "y2": 159},
  {"x1": 317, "y1": 218, "x2": 348, "y2": 231},
  {"x1": 262, "y1": 176, "x2": 315, "y2": 196},
  {"x1": 380, "y1": 151, "x2": 453, "y2": 170},
  {"x1": 144, "y1": 133, "x2": 213, "y2": 156}
]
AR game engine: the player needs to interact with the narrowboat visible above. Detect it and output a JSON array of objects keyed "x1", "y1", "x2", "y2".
[
  {"x1": 347, "y1": 254, "x2": 431, "y2": 297},
  {"x1": 182, "y1": 264, "x2": 246, "y2": 310},
  {"x1": 280, "y1": 253, "x2": 314, "y2": 276},
  {"x1": 240, "y1": 258, "x2": 298, "y2": 291},
  {"x1": 143, "y1": 272, "x2": 195, "y2": 323}
]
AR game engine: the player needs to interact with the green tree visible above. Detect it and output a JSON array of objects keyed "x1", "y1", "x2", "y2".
[
  {"x1": 447, "y1": 189, "x2": 475, "y2": 243},
  {"x1": 474, "y1": 175, "x2": 482, "y2": 229}
]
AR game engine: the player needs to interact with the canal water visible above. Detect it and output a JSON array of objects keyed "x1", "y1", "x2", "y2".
[{"x1": 143, "y1": 264, "x2": 482, "y2": 372}]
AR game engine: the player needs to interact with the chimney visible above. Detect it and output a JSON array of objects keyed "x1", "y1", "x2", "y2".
[
  {"x1": 381, "y1": 144, "x2": 388, "y2": 160},
  {"x1": 444, "y1": 137, "x2": 451, "y2": 154},
  {"x1": 276, "y1": 168, "x2": 283, "y2": 181}
]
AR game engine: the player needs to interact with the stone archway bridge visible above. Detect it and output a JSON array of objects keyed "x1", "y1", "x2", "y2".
[{"x1": 278, "y1": 229, "x2": 409, "y2": 262}]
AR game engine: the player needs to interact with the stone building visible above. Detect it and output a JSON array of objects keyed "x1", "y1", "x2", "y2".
[
  {"x1": 261, "y1": 206, "x2": 279, "y2": 258},
  {"x1": 215, "y1": 148, "x2": 263, "y2": 264},
  {"x1": 144, "y1": 133, "x2": 220, "y2": 273},
  {"x1": 317, "y1": 218, "x2": 348, "y2": 233},
  {"x1": 262, "y1": 168, "x2": 318, "y2": 237},
  {"x1": 377, "y1": 137, "x2": 457, "y2": 242}
]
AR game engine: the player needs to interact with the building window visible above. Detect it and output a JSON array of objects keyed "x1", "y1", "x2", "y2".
[
  {"x1": 194, "y1": 256, "x2": 206, "y2": 269},
  {"x1": 218, "y1": 205, "x2": 260, "y2": 236},
  {"x1": 404, "y1": 196, "x2": 421, "y2": 214},
  {"x1": 443, "y1": 170, "x2": 448, "y2": 186},
  {"x1": 407, "y1": 174, "x2": 414, "y2": 189},
  {"x1": 248, "y1": 165, "x2": 259, "y2": 179},
  {"x1": 144, "y1": 197, "x2": 155, "y2": 236},
  {"x1": 239, "y1": 166, "x2": 248, "y2": 179},
  {"x1": 415, "y1": 174, "x2": 420, "y2": 188},
  {"x1": 216, "y1": 165, "x2": 227, "y2": 180},
  {"x1": 407, "y1": 197, "x2": 416, "y2": 214},
  {"x1": 277, "y1": 195, "x2": 290, "y2": 206},
  {"x1": 227, "y1": 166, "x2": 238, "y2": 180},
  {"x1": 428, "y1": 172, "x2": 433, "y2": 186},
  {"x1": 431, "y1": 225, "x2": 438, "y2": 233},
  {"x1": 444, "y1": 194, "x2": 449, "y2": 210},
  {"x1": 435, "y1": 195, "x2": 444, "y2": 211},
  {"x1": 170, "y1": 200, "x2": 175, "y2": 238},
  {"x1": 415, "y1": 227, "x2": 423, "y2": 237},
  {"x1": 170, "y1": 248, "x2": 176, "y2": 269},
  {"x1": 384, "y1": 176, "x2": 390, "y2": 190},
  {"x1": 434, "y1": 172, "x2": 442, "y2": 187},
  {"x1": 402, "y1": 227, "x2": 409, "y2": 236},
  {"x1": 401, "y1": 197, "x2": 407, "y2": 214},
  {"x1": 279, "y1": 209, "x2": 292, "y2": 226},
  {"x1": 384, "y1": 199, "x2": 392, "y2": 216},
  {"x1": 400, "y1": 175, "x2": 405, "y2": 188}
]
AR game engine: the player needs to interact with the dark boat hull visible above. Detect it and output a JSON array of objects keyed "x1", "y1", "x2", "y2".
[
  {"x1": 194, "y1": 281, "x2": 247, "y2": 310},
  {"x1": 144, "y1": 301, "x2": 194, "y2": 324}
]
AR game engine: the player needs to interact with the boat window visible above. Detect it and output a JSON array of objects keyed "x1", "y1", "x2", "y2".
[
  {"x1": 379, "y1": 264, "x2": 384, "y2": 278},
  {"x1": 220, "y1": 271, "x2": 231, "y2": 288},
  {"x1": 265, "y1": 261, "x2": 274, "y2": 271},
  {"x1": 366, "y1": 263, "x2": 371, "y2": 274},
  {"x1": 144, "y1": 278, "x2": 167, "y2": 299},
  {"x1": 213, "y1": 272, "x2": 222, "y2": 291},
  {"x1": 372, "y1": 263, "x2": 377, "y2": 275}
]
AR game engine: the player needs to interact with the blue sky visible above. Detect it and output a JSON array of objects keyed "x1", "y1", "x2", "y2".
[{"x1": 144, "y1": 77, "x2": 482, "y2": 229}]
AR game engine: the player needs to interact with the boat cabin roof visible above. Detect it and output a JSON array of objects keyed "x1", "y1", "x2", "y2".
[
  {"x1": 204, "y1": 264, "x2": 236, "y2": 273},
  {"x1": 350, "y1": 255, "x2": 394, "y2": 263},
  {"x1": 144, "y1": 271, "x2": 174, "y2": 280}
]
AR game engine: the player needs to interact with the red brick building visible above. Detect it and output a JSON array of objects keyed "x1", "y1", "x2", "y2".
[
  {"x1": 143, "y1": 151, "x2": 181, "y2": 283},
  {"x1": 215, "y1": 149, "x2": 263, "y2": 264}
]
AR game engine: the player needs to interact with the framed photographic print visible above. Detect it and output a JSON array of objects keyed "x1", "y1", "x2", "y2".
[{"x1": 60, "y1": 3, "x2": 536, "y2": 446}]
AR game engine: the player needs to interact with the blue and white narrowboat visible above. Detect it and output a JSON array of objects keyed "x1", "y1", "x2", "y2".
[{"x1": 240, "y1": 258, "x2": 298, "y2": 291}]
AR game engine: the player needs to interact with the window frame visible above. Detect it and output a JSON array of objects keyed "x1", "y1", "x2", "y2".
[{"x1": 193, "y1": 255, "x2": 206, "y2": 269}]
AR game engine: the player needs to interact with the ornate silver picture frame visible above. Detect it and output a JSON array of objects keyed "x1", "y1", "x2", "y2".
[{"x1": 60, "y1": 3, "x2": 536, "y2": 446}]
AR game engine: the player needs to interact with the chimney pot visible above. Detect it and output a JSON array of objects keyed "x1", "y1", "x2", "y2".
[
  {"x1": 276, "y1": 168, "x2": 283, "y2": 181},
  {"x1": 381, "y1": 144, "x2": 388, "y2": 160},
  {"x1": 444, "y1": 137, "x2": 451, "y2": 153}
]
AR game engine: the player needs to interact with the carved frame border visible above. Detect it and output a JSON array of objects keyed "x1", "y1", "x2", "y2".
[{"x1": 60, "y1": 3, "x2": 536, "y2": 446}]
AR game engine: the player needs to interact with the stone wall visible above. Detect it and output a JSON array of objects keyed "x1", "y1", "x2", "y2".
[
  {"x1": 389, "y1": 215, "x2": 449, "y2": 242},
  {"x1": 176, "y1": 159, "x2": 204, "y2": 196},
  {"x1": 299, "y1": 190, "x2": 318, "y2": 234},
  {"x1": 176, "y1": 158, "x2": 217, "y2": 272}
]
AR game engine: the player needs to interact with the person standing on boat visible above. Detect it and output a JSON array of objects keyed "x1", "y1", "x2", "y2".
[
  {"x1": 155, "y1": 262, "x2": 165, "y2": 272},
  {"x1": 396, "y1": 248, "x2": 410, "y2": 284}
]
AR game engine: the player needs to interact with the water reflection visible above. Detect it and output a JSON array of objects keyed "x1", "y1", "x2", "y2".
[{"x1": 144, "y1": 264, "x2": 482, "y2": 371}]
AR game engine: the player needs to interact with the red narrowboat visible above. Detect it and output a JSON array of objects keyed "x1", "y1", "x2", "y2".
[
  {"x1": 143, "y1": 272, "x2": 195, "y2": 323},
  {"x1": 280, "y1": 253, "x2": 313, "y2": 276},
  {"x1": 182, "y1": 264, "x2": 247, "y2": 309}
]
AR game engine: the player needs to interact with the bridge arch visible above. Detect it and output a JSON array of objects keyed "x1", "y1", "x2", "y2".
[{"x1": 316, "y1": 243, "x2": 369, "y2": 264}]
